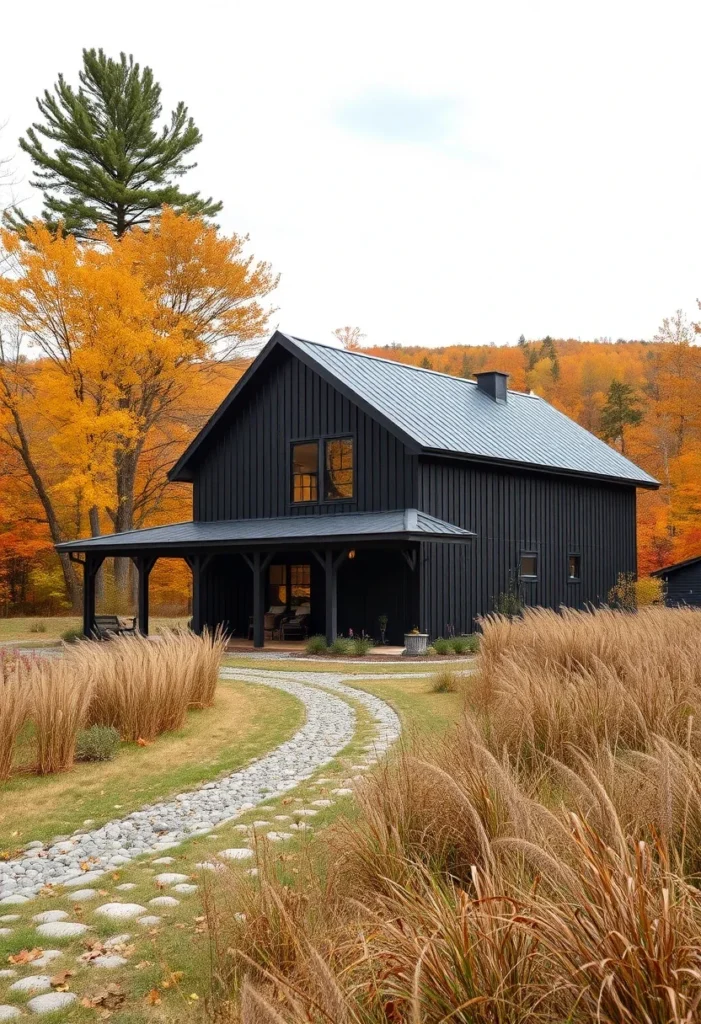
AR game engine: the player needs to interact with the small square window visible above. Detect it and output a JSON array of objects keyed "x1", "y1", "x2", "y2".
[
  {"x1": 568, "y1": 554, "x2": 581, "y2": 581},
  {"x1": 520, "y1": 553, "x2": 538, "y2": 579}
]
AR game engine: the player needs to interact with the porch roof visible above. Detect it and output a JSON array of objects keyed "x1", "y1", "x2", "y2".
[{"x1": 55, "y1": 508, "x2": 475, "y2": 555}]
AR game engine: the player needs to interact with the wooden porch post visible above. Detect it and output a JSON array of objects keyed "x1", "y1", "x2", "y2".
[
  {"x1": 316, "y1": 548, "x2": 349, "y2": 646},
  {"x1": 324, "y1": 549, "x2": 337, "y2": 645},
  {"x1": 82, "y1": 555, "x2": 104, "y2": 638},
  {"x1": 243, "y1": 551, "x2": 276, "y2": 648},
  {"x1": 134, "y1": 556, "x2": 156, "y2": 636}
]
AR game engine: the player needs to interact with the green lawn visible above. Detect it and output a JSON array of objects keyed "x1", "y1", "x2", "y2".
[
  {"x1": 0, "y1": 616, "x2": 189, "y2": 645},
  {"x1": 223, "y1": 654, "x2": 475, "y2": 674},
  {"x1": 0, "y1": 678, "x2": 303, "y2": 849}
]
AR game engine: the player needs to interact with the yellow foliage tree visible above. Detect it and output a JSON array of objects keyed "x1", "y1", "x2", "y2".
[{"x1": 0, "y1": 209, "x2": 277, "y2": 599}]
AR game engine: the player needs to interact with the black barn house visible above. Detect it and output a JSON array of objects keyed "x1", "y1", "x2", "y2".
[{"x1": 57, "y1": 332, "x2": 659, "y2": 646}]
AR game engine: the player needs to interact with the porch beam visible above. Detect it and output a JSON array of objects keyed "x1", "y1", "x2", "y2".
[
  {"x1": 82, "y1": 554, "x2": 105, "y2": 638},
  {"x1": 244, "y1": 551, "x2": 276, "y2": 648},
  {"x1": 132, "y1": 556, "x2": 157, "y2": 636},
  {"x1": 401, "y1": 548, "x2": 418, "y2": 573}
]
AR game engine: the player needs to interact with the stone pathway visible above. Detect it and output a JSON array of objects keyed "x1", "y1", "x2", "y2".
[
  {"x1": 0, "y1": 667, "x2": 402, "y2": 1015},
  {"x1": 0, "y1": 669, "x2": 400, "y2": 902}
]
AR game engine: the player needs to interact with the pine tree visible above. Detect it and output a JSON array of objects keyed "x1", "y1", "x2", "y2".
[
  {"x1": 600, "y1": 379, "x2": 643, "y2": 454},
  {"x1": 6, "y1": 49, "x2": 222, "y2": 238}
]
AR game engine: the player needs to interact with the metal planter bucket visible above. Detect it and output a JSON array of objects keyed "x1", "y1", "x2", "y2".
[{"x1": 403, "y1": 632, "x2": 429, "y2": 656}]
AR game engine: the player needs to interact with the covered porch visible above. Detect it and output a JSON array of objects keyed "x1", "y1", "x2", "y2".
[{"x1": 55, "y1": 510, "x2": 474, "y2": 647}]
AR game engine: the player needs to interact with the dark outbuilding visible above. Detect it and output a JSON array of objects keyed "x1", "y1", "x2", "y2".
[
  {"x1": 56, "y1": 331, "x2": 658, "y2": 646},
  {"x1": 652, "y1": 555, "x2": 701, "y2": 607}
]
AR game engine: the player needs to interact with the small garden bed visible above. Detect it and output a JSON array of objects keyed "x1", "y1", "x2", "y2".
[{"x1": 299, "y1": 633, "x2": 480, "y2": 659}]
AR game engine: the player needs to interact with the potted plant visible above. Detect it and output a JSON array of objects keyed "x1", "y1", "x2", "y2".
[
  {"x1": 378, "y1": 614, "x2": 388, "y2": 645},
  {"x1": 403, "y1": 626, "x2": 429, "y2": 656}
]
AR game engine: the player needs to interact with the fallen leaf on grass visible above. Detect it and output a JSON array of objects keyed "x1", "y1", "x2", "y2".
[
  {"x1": 134, "y1": 960, "x2": 152, "y2": 971},
  {"x1": 160, "y1": 971, "x2": 184, "y2": 989},
  {"x1": 8, "y1": 948, "x2": 43, "y2": 965},
  {"x1": 82, "y1": 983, "x2": 125, "y2": 1012},
  {"x1": 146, "y1": 988, "x2": 161, "y2": 1005},
  {"x1": 50, "y1": 969, "x2": 74, "y2": 990},
  {"x1": 137, "y1": 738, "x2": 150, "y2": 747}
]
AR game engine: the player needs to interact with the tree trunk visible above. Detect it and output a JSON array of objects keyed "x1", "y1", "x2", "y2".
[
  {"x1": 89, "y1": 505, "x2": 104, "y2": 606},
  {"x1": 112, "y1": 447, "x2": 139, "y2": 599},
  {"x1": 3, "y1": 403, "x2": 82, "y2": 609}
]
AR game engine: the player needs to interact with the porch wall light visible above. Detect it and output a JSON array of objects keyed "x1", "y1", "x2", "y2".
[{"x1": 348, "y1": 549, "x2": 356, "y2": 559}]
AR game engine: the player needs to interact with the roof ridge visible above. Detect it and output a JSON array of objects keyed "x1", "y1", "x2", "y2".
[{"x1": 286, "y1": 334, "x2": 538, "y2": 399}]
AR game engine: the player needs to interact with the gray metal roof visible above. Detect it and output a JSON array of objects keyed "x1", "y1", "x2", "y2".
[
  {"x1": 55, "y1": 509, "x2": 474, "y2": 553},
  {"x1": 283, "y1": 334, "x2": 658, "y2": 488}
]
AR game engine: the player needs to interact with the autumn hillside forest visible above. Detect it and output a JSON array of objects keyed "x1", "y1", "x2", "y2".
[{"x1": 0, "y1": 49, "x2": 699, "y2": 616}]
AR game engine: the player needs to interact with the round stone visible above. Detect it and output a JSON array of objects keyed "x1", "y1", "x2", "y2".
[
  {"x1": 104, "y1": 933, "x2": 131, "y2": 947},
  {"x1": 172, "y1": 883, "x2": 198, "y2": 894},
  {"x1": 0, "y1": 970, "x2": 17, "y2": 979},
  {"x1": 68, "y1": 889, "x2": 96, "y2": 901},
  {"x1": 31, "y1": 951, "x2": 63, "y2": 969},
  {"x1": 9, "y1": 975, "x2": 52, "y2": 993},
  {"x1": 136, "y1": 915, "x2": 161, "y2": 927},
  {"x1": 0, "y1": 1007, "x2": 21, "y2": 1021},
  {"x1": 95, "y1": 903, "x2": 147, "y2": 920},
  {"x1": 63, "y1": 871, "x2": 104, "y2": 887},
  {"x1": 151, "y1": 857, "x2": 175, "y2": 865},
  {"x1": 0, "y1": 929, "x2": 12, "y2": 937},
  {"x1": 148, "y1": 896, "x2": 179, "y2": 907},
  {"x1": 88, "y1": 954, "x2": 128, "y2": 968},
  {"x1": 265, "y1": 832, "x2": 292, "y2": 842},
  {"x1": 217, "y1": 848, "x2": 253, "y2": 861},
  {"x1": 153, "y1": 873, "x2": 189, "y2": 885},
  {"x1": 311, "y1": 799, "x2": 333, "y2": 807},
  {"x1": 0, "y1": 895, "x2": 31, "y2": 906},
  {"x1": 331, "y1": 788, "x2": 354, "y2": 796},
  {"x1": 32, "y1": 910, "x2": 69, "y2": 924},
  {"x1": 114, "y1": 883, "x2": 136, "y2": 891},
  {"x1": 36, "y1": 921, "x2": 89, "y2": 939},
  {"x1": 0, "y1": 915, "x2": 20, "y2": 923},
  {"x1": 26, "y1": 991, "x2": 77, "y2": 1014}
]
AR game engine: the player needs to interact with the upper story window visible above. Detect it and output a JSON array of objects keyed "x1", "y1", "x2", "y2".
[
  {"x1": 291, "y1": 441, "x2": 319, "y2": 503},
  {"x1": 520, "y1": 552, "x2": 538, "y2": 579},
  {"x1": 325, "y1": 437, "x2": 354, "y2": 500},
  {"x1": 568, "y1": 554, "x2": 581, "y2": 581},
  {"x1": 291, "y1": 436, "x2": 355, "y2": 504}
]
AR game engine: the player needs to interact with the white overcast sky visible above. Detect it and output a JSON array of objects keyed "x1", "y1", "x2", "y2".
[{"x1": 1, "y1": 0, "x2": 699, "y2": 347}]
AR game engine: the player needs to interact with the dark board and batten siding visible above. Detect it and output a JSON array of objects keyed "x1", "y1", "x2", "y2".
[
  {"x1": 193, "y1": 348, "x2": 417, "y2": 521},
  {"x1": 417, "y1": 458, "x2": 637, "y2": 639}
]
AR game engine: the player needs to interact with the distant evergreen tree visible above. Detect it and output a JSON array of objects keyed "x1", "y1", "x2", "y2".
[
  {"x1": 420, "y1": 355, "x2": 433, "y2": 369},
  {"x1": 6, "y1": 49, "x2": 221, "y2": 238},
  {"x1": 518, "y1": 334, "x2": 526, "y2": 346},
  {"x1": 600, "y1": 380, "x2": 643, "y2": 454},
  {"x1": 460, "y1": 353, "x2": 473, "y2": 378},
  {"x1": 539, "y1": 335, "x2": 560, "y2": 380}
]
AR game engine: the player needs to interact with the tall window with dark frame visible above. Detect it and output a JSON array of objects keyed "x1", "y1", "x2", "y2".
[
  {"x1": 568, "y1": 554, "x2": 581, "y2": 581},
  {"x1": 324, "y1": 437, "x2": 354, "y2": 500},
  {"x1": 291, "y1": 441, "x2": 319, "y2": 503}
]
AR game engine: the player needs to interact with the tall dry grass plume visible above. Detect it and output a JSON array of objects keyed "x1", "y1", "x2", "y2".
[
  {"x1": 75, "y1": 627, "x2": 226, "y2": 742},
  {"x1": 209, "y1": 606, "x2": 701, "y2": 1024},
  {"x1": 29, "y1": 655, "x2": 93, "y2": 774},
  {"x1": 0, "y1": 653, "x2": 30, "y2": 780}
]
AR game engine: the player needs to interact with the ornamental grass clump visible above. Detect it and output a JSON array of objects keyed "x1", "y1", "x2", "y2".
[
  {"x1": 206, "y1": 605, "x2": 701, "y2": 1024},
  {"x1": 0, "y1": 654, "x2": 30, "y2": 780},
  {"x1": 74, "y1": 628, "x2": 224, "y2": 742},
  {"x1": 29, "y1": 655, "x2": 93, "y2": 774}
]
